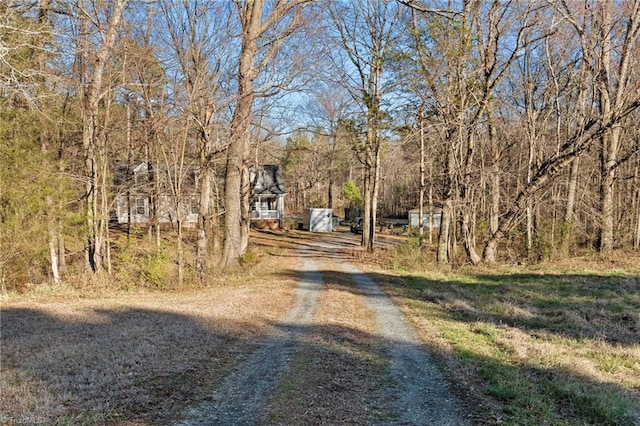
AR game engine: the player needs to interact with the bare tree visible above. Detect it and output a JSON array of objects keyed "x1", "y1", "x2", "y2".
[
  {"x1": 403, "y1": 1, "x2": 534, "y2": 263},
  {"x1": 591, "y1": 2, "x2": 640, "y2": 252},
  {"x1": 328, "y1": 0, "x2": 404, "y2": 252},
  {"x1": 301, "y1": 85, "x2": 354, "y2": 210},
  {"x1": 161, "y1": 0, "x2": 232, "y2": 279},
  {"x1": 70, "y1": 0, "x2": 130, "y2": 272},
  {"x1": 221, "y1": 0, "x2": 311, "y2": 267},
  {"x1": 491, "y1": 0, "x2": 640, "y2": 257}
]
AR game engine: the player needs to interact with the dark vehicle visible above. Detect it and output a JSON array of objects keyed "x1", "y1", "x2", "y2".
[{"x1": 350, "y1": 217, "x2": 364, "y2": 234}]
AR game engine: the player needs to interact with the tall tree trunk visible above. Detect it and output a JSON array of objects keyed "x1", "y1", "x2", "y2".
[
  {"x1": 369, "y1": 144, "x2": 381, "y2": 253},
  {"x1": 488, "y1": 109, "x2": 500, "y2": 236},
  {"x1": 599, "y1": 126, "x2": 621, "y2": 252},
  {"x1": 428, "y1": 172, "x2": 434, "y2": 244},
  {"x1": 459, "y1": 127, "x2": 481, "y2": 264},
  {"x1": 526, "y1": 126, "x2": 536, "y2": 257},
  {"x1": 196, "y1": 166, "x2": 212, "y2": 280},
  {"x1": 177, "y1": 217, "x2": 184, "y2": 287},
  {"x1": 562, "y1": 156, "x2": 580, "y2": 251},
  {"x1": 635, "y1": 186, "x2": 640, "y2": 250},
  {"x1": 45, "y1": 195, "x2": 60, "y2": 284},
  {"x1": 418, "y1": 110, "x2": 425, "y2": 237},
  {"x1": 597, "y1": 2, "x2": 615, "y2": 252},
  {"x1": 222, "y1": 0, "x2": 261, "y2": 267},
  {"x1": 38, "y1": 0, "x2": 60, "y2": 283},
  {"x1": 126, "y1": 101, "x2": 133, "y2": 238},
  {"x1": 239, "y1": 164, "x2": 251, "y2": 253},
  {"x1": 362, "y1": 150, "x2": 372, "y2": 248},
  {"x1": 634, "y1": 141, "x2": 640, "y2": 250},
  {"x1": 361, "y1": 80, "x2": 379, "y2": 252},
  {"x1": 99, "y1": 151, "x2": 110, "y2": 274},
  {"x1": 438, "y1": 141, "x2": 455, "y2": 263},
  {"x1": 595, "y1": 2, "x2": 640, "y2": 251},
  {"x1": 80, "y1": 0, "x2": 128, "y2": 272},
  {"x1": 149, "y1": 147, "x2": 161, "y2": 248},
  {"x1": 57, "y1": 221, "x2": 66, "y2": 273},
  {"x1": 328, "y1": 134, "x2": 337, "y2": 210}
]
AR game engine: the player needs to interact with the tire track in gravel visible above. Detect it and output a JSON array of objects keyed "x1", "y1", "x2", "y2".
[
  {"x1": 177, "y1": 255, "x2": 322, "y2": 426},
  {"x1": 339, "y1": 259, "x2": 469, "y2": 426},
  {"x1": 312, "y1": 236, "x2": 469, "y2": 425}
]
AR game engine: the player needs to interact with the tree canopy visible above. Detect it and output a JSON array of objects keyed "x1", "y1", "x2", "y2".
[{"x1": 2, "y1": 0, "x2": 640, "y2": 289}]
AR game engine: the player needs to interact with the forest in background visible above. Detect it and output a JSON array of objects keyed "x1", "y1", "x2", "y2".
[{"x1": 2, "y1": 0, "x2": 640, "y2": 291}]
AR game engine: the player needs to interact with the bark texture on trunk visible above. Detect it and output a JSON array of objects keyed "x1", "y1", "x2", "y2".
[
  {"x1": 437, "y1": 141, "x2": 455, "y2": 263},
  {"x1": 222, "y1": 0, "x2": 261, "y2": 267},
  {"x1": 196, "y1": 167, "x2": 212, "y2": 280}
]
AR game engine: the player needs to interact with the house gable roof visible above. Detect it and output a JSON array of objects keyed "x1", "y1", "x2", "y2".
[{"x1": 251, "y1": 164, "x2": 286, "y2": 196}]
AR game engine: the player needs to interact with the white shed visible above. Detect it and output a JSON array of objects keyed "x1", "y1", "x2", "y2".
[
  {"x1": 408, "y1": 208, "x2": 442, "y2": 228},
  {"x1": 302, "y1": 208, "x2": 333, "y2": 232}
]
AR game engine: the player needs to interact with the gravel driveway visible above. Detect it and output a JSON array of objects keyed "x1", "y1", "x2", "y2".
[{"x1": 178, "y1": 235, "x2": 469, "y2": 425}]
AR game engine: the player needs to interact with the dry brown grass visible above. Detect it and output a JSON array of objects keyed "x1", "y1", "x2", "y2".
[{"x1": 1, "y1": 245, "x2": 299, "y2": 425}]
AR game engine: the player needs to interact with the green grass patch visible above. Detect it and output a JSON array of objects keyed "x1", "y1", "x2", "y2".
[{"x1": 382, "y1": 266, "x2": 640, "y2": 425}]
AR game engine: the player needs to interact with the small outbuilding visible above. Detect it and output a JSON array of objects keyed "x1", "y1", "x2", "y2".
[
  {"x1": 302, "y1": 208, "x2": 333, "y2": 232},
  {"x1": 408, "y1": 208, "x2": 442, "y2": 228}
]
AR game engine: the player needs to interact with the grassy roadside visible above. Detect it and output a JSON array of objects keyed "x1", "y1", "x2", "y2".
[{"x1": 364, "y1": 242, "x2": 640, "y2": 425}]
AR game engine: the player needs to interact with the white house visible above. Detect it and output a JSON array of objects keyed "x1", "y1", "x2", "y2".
[
  {"x1": 113, "y1": 162, "x2": 199, "y2": 226},
  {"x1": 114, "y1": 163, "x2": 286, "y2": 229}
]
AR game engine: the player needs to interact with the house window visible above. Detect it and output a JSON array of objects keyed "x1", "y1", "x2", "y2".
[
  {"x1": 190, "y1": 197, "x2": 199, "y2": 215},
  {"x1": 135, "y1": 198, "x2": 146, "y2": 215}
]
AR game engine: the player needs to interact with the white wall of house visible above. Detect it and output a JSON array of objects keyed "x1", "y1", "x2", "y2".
[
  {"x1": 116, "y1": 196, "x2": 150, "y2": 224},
  {"x1": 116, "y1": 195, "x2": 198, "y2": 225},
  {"x1": 157, "y1": 195, "x2": 199, "y2": 224}
]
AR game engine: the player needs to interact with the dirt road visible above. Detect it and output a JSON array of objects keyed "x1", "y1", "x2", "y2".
[{"x1": 179, "y1": 233, "x2": 469, "y2": 425}]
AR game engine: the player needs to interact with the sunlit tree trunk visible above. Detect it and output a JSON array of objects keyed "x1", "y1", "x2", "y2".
[
  {"x1": 79, "y1": 0, "x2": 129, "y2": 272},
  {"x1": 634, "y1": 139, "x2": 640, "y2": 250},
  {"x1": 369, "y1": 138, "x2": 382, "y2": 252},
  {"x1": 45, "y1": 195, "x2": 60, "y2": 284},
  {"x1": 459, "y1": 130, "x2": 481, "y2": 265},
  {"x1": 562, "y1": 156, "x2": 580, "y2": 249},
  {"x1": 222, "y1": 4, "x2": 257, "y2": 266},
  {"x1": 597, "y1": 3, "x2": 615, "y2": 252},
  {"x1": 222, "y1": 0, "x2": 308, "y2": 267},
  {"x1": 438, "y1": 140, "x2": 454, "y2": 263},
  {"x1": 418, "y1": 110, "x2": 425, "y2": 237},
  {"x1": 196, "y1": 166, "x2": 212, "y2": 279},
  {"x1": 488, "y1": 107, "x2": 500, "y2": 236}
]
